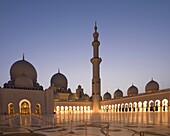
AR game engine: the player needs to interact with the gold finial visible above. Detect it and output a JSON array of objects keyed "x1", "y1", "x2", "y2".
[
  {"x1": 23, "y1": 53, "x2": 25, "y2": 60},
  {"x1": 94, "y1": 21, "x2": 97, "y2": 32}
]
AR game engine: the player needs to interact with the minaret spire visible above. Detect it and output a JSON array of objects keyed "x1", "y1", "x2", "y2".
[
  {"x1": 58, "y1": 68, "x2": 60, "y2": 73},
  {"x1": 91, "y1": 22, "x2": 102, "y2": 112},
  {"x1": 93, "y1": 22, "x2": 99, "y2": 42},
  {"x1": 94, "y1": 21, "x2": 97, "y2": 32},
  {"x1": 23, "y1": 53, "x2": 25, "y2": 60}
]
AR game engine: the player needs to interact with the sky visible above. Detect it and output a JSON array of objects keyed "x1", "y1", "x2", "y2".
[{"x1": 0, "y1": 0, "x2": 170, "y2": 97}]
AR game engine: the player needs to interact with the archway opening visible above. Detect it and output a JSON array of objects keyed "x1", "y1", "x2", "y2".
[
  {"x1": 155, "y1": 100, "x2": 160, "y2": 112},
  {"x1": 138, "y1": 101, "x2": 142, "y2": 112},
  {"x1": 149, "y1": 100, "x2": 154, "y2": 112},
  {"x1": 143, "y1": 101, "x2": 147, "y2": 112},
  {"x1": 8, "y1": 103, "x2": 14, "y2": 114},
  {"x1": 133, "y1": 102, "x2": 137, "y2": 112},
  {"x1": 35, "y1": 103, "x2": 41, "y2": 114},
  {"x1": 162, "y1": 99, "x2": 168, "y2": 112},
  {"x1": 19, "y1": 100, "x2": 31, "y2": 114},
  {"x1": 121, "y1": 104, "x2": 124, "y2": 112},
  {"x1": 129, "y1": 103, "x2": 132, "y2": 112},
  {"x1": 125, "y1": 103, "x2": 128, "y2": 112}
]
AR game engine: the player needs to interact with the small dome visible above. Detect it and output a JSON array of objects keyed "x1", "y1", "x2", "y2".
[
  {"x1": 15, "y1": 74, "x2": 33, "y2": 89},
  {"x1": 127, "y1": 85, "x2": 138, "y2": 96},
  {"x1": 68, "y1": 93, "x2": 75, "y2": 101},
  {"x1": 78, "y1": 85, "x2": 81, "y2": 89},
  {"x1": 51, "y1": 71, "x2": 68, "y2": 90},
  {"x1": 10, "y1": 58, "x2": 37, "y2": 83},
  {"x1": 114, "y1": 89, "x2": 123, "y2": 98},
  {"x1": 83, "y1": 94, "x2": 90, "y2": 101},
  {"x1": 54, "y1": 92, "x2": 60, "y2": 101},
  {"x1": 145, "y1": 79, "x2": 159, "y2": 93},
  {"x1": 103, "y1": 92, "x2": 111, "y2": 100}
]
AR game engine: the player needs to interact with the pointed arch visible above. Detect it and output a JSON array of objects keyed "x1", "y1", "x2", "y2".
[
  {"x1": 35, "y1": 103, "x2": 41, "y2": 114},
  {"x1": 149, "y1": 100, "x2": 154, "y2": 112},
  {"x1": 138, "y1": 101, "x2": 142, "y2": 112},
  {"x1": 19, "y1": 99, "x2": 31, "y2": 114},
  {"x1": 143, "y1": 101, "x2": 148, "y2": 112},
  {"x1": 8, "y1": 103, "x2": 14, "y2": 114},
  {"x1": 162, "y1": 99, "x2": 168, "y2": 112},
  {"x1": 155, "y1": 99, "x2": 161, "y2": 112}
]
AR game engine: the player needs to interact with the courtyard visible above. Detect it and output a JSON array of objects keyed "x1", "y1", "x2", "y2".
[{"x1": 0, "y1": 112, "x2": 169, "y2": 136}]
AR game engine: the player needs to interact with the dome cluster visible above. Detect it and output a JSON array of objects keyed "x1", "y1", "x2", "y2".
[
  {"x1": 103, "y1": 79, "x2": 160, "y2": 100},
  {"x1": 3, "y1": 56, "x2": 160, "y2": 102},
  {"x1": 4, "y1": 57, "x2": 43, "y2": 90}
]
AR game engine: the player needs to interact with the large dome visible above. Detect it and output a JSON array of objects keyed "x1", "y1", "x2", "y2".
[
  {"x1": 51, "y1": 71, "x2": 68, "y2": 90},
  {"x1": 114, "y1": 89, "x2": 123, "y2": 98},
  {"x1": 127, "y1": 85, "x2": 138, "y2": 96},
  {"x1": 145, "y1": 79, "x2": 159, "y2": 93},
  {"x1": 10, "y1": 58, "x2": 37, "y2": 83},
  {"x1": 103, "y1": 92, "x2": 111, "y2": 100},
  {"x1": 15, "y1": 74, "x2": 33, "y2": 89}
]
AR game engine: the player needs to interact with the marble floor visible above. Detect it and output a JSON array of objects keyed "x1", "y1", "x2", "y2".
[{"x1": 0, "y1": 112, "x2": 170, "y2": 136}]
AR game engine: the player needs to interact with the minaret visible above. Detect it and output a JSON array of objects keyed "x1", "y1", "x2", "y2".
[{"x1": 91, "y1": 22, "x2": 102, "y2": 112}]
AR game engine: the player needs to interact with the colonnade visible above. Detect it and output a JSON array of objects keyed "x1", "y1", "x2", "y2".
[
  {"x1": 55, "y1": 106, "x2": 91, "y2": 113},
  {"x1": 101, "y1": 99, "x2": 169, "y2": 112}
]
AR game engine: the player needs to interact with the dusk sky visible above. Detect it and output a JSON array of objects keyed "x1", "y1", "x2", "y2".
[{"x1": 0, "y1": 0, "x2": 170, "y2": 97}]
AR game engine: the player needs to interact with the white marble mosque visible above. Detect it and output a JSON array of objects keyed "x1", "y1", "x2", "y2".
[{"x1": 0, "y1": 24, "x2": 169, "y2": 136}]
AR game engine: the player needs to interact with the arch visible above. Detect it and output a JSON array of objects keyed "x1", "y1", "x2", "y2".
[
  {"x1": 73, "y1": 106, "x2": 76, "y2": 112},
  {"x1": 106, "y1": 105, "x2": 109, "y2": 112},
  {"x1": 101, "y1": 105, "x2": 104, "y2": 112},
  {"x1": 109, "y1": 105, "x2": 112, "y2": 110},
  {"x1": 138, "y1": 101, "x2": 142, "y2": 112},
  {"x1": 118, "y1": 104, "x2": 121, "y2": 112},
  {"x1": 125, "y1": 103, "x2": 128, "y2": 112},
  {"x1": 77, "y1": 106, "x2": 80, "y2": 111},
  {"x1": 112, "y1": 104, "x2": 114, "y2": 112},
  {"x1": 121, "y1": 103, "x2": 124, "y2": 112},
  {"x1": 155, "y1": 100, "x2": 161, "y2": 112},
  {"x1": 61, "y1": 106, "x2": 64, "y2": 113},
  {"x1": 115, "y1": 104, "x2": 117, "y2": 112},
  {"x1": 162, "y1": 99, "x2": 168, "y2": 112},
  {"x1": 80, "y1": 106, "x2": 83, "y2": 112},
  {"x1": 65, "y1": 106, "x2": 68, "y2": 113},
  {"x1": 19, "y1": 99, "x2": 31, "y2": 114},
  {"x1": 69, "y1": 106, "x2": 72, "y2": 111},
  {"x1": 84, "y1": 106, "x2": 87, "y2": 112},
  {"x1": 149, "y1": 100, "x2": 154, "y2": 112},
  {"x1": 143, "y1": 101, "x2": 148, "y2": 112},
  {"x1": 133, "y1": 102, "x2": 137, "y2": 112},
  {"x1": 103, "y1": 105, "x2": 106, "y2": 110},
  {"x1": 35, "y1": 103, "x2": 41, "y2": 114},
  {"x1": 56, "y1": 106, "x2": 60, "y2": 113},
  {"x1": 8, "y1": 103, "x2": 14, "y2": 114},
  {"x1": 129, "y1": 102, "x2": 132, "y2": 112},
  {"x1": 87, "y1": 106, "x2": 90, "y2": 112}
]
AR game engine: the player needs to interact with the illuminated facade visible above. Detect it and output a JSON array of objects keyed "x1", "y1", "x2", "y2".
[{"x1": 0, "y1": 24, "x2": 170, "y2": 114}]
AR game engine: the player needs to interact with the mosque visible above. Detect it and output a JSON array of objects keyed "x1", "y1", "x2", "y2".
[{"x1": 0, "y1": 24, "x2": 169, "y2": 114}]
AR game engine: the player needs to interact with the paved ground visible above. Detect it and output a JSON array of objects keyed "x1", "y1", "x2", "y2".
[{"x1": 0, "y1": 112, "x2": 170, "y2": 136}]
